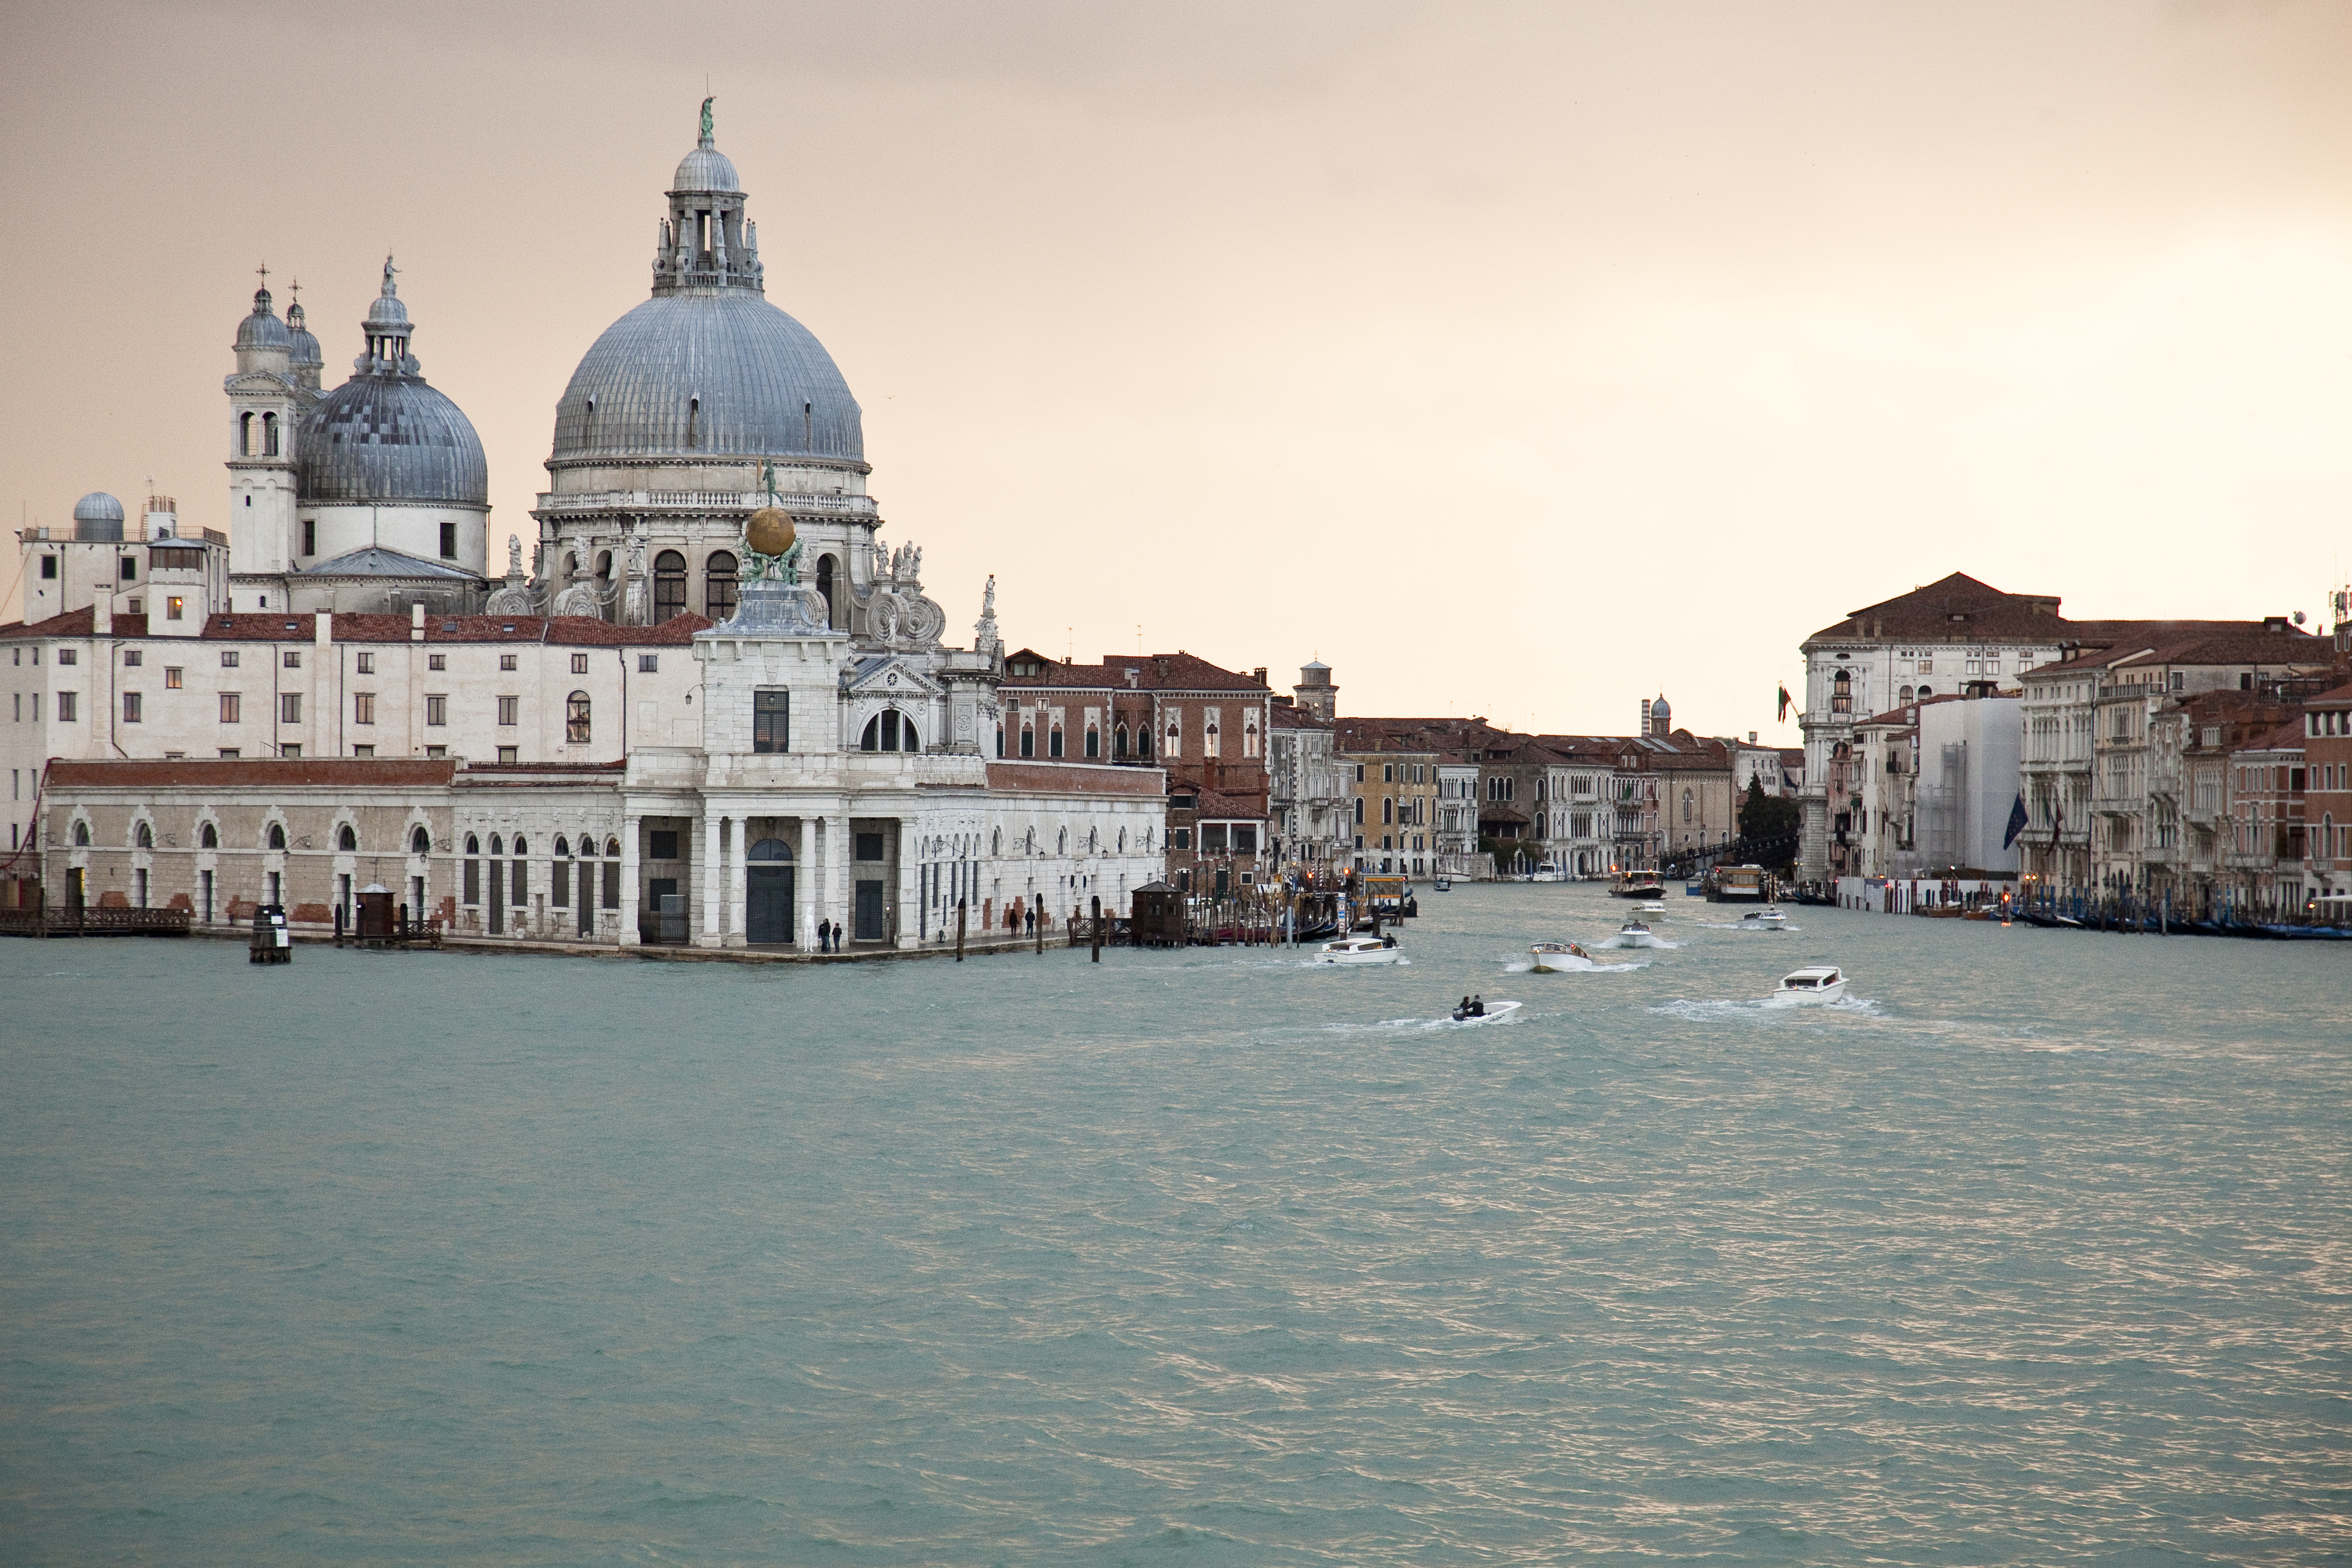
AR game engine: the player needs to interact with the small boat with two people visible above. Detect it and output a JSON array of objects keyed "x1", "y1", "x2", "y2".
[
  {"x1": 1607, "y1": 919, "x2": 1669, "y2": 949},
  {"x1": 1768, "y1": 965, "x2": 1848, "y2": 1003},
  {"x1": 1734, "y1": 905, "x2": 1790, "y2": 930},
  {"x1": 1432, "y1": 874, "x2": 1453, "y2": 892},
  {"x1": 1318, "y1": 934, "x2": 1405, "y2": 965},
  {"x1": 1450, "y1": 995, "x2": 1522, "y2": 1023},
  {"x1": 1528, "y1": 940, "x2": 1595, "y2": 973}
]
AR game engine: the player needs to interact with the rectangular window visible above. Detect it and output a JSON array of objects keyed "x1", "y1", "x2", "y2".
[
  {"x1": 428, "y1": 653, "x2": 446, "y2": 671},
  {"x1": 1171, "y1": 827, "x2": 1192, "y2": 850},
  {"x1": 425, "y1": 745, "x2": 446, "y2": 758},
  {"x1": 280, "y1": 693, "x2": 301, "y2": 724},
  {"x1": 39, "y1": 556, "x2": 56, "y2": 579},
  {"x1": 498, "y1": 746, "x2": 518, "y2": 763},
  {"x1": 602, "y1": 860, "x2": 620, "y2": 910},
  {"x1": 283, "y1": 650, "x2": 300, "y2": 669},
  {"x1": 440, "y1": 521, "x2": 457, "y2": 559},
  {"x1": 1231, "y1": 823, "x2": 1257, "y2": 853},
  {"x1": 753, "y1": 689, "x2": 788, "y2": 753},
  {"x1": 1383, "y1": 763, "x2": 1393, "y2": 783},
  {"x1": 123, "y1": 649, "x2": 142, "y2": 667},
  {"x1": 464, "y1": 857, "x2": 480, "y2": 905},
  {"x1": 218, "y1": 748, "x2": 238, "y2": 758},
  {"x1": 281, "y1": 743, "x2": 301, "y2": 759},
  {"x1": 500, "y1": 654, "x2": 518, "y2": 672},
  {"x1": 57, "y1": 649, "x2": 76, "y2": 666},
  {"x1": 220, "y1": 693, "x2": 241, "y2": 723},
  {"x1": 302, "y1": 519, "x2": 316, "y2": 556},
  {"x1": 353, "y1": 692, "x2": 376, "y2": 725},
  {"x1": 498, "y1": 696, "x2": 519, "y2": 726},
  {"x1": 649, "y1": 829, "x2": 679, "y2": 860},
  {"x1": 356, "y1": 652, "x2": 374, "y2": 674},
  {"x1": 221, "y1": 650, "x2": 239, "y2": 667},
  {"x1": 56, "y1": 692, "x2": 76, "y2": 722},
  {"x1": 572, "y1": 653, "x2": 589, "y2": 675},
  {"x1": 1200, "y1": 823, "x2": 1228, "y2": 852},
  {"x1": 855, "y1": 832, "x2": 885, "y2": 861},
  {"x1": 425, "y1": 695, "x2": 447, "y2": 726},
  {"x1": 123, "y1": 692, "x2": 141, "y2": 723},
  {"x1": 638, "y1": 654, "x2": 658, "y2": 673},
  {"x1": 351, "y1": 745, "x2": 373, "y2": 757},
  {"x1": 120, "y1": 557, "x2": 137, "y2": 581}
]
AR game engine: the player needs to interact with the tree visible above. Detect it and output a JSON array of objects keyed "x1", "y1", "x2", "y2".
[{"x1": 1738, "y1": 776, "x2": 1802, "y2": 870}]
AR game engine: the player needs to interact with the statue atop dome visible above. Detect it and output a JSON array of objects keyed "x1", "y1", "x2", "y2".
[{"x1": 699, "y1": 96, "x2": 714, "y2": 146}]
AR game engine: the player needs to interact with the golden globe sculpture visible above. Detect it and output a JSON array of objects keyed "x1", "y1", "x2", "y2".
[{"x1": 744, "y1": 507, "x2": 796, "y2": 559}]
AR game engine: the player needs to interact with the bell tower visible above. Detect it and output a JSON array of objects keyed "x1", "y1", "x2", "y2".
[{"x1": 224, "y1": 268, "x2": 300, "y2": 605}]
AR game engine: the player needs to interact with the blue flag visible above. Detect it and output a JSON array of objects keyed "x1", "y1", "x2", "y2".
[{"x1": 2002, "y1": 792, "x2": 2030, "y2": 850}]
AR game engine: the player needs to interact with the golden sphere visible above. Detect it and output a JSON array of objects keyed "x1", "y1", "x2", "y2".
[{"x1": 744, "y1": 507, "x2": 796, "y2": 557}]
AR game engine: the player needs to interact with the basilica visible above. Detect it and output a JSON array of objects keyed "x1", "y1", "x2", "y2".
[{"x1": 3, "y1": 107, "x2": 1166, "y2": 951}]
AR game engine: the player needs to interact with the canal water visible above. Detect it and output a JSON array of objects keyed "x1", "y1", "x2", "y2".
[{"x1": 3, "y1": 885, "x2": 2345, "y2": 1565}]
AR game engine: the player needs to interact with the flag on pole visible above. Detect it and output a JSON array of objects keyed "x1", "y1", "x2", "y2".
[
  {"x1": 1776, "y1": 683, "x2": 1792, "y2": 722},
  {"x1": 2003, "y1": 791, "x2": 2030, "y2": 850}
]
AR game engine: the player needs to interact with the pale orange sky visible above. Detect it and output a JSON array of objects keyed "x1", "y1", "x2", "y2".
[{"x1": 3, "y1": 1, "x2": 2347, "y2": 740}]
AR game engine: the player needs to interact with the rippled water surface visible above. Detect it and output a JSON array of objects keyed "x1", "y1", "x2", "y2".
[{"x1": 5, "y1": 885, "x2": 2349, "y2": 1565}]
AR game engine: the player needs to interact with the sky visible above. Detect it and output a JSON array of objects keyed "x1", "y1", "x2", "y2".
[{"x1": 2, "y1": 0, "x2": 2346, "y2": 742}]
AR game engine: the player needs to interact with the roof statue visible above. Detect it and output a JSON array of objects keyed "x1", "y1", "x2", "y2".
[
  {"x1": 381, "y1": 255, "x2": 398, "y2": 296},
  {"x1": 700, "y1": 96, "x2": 714, "y2": 145}
]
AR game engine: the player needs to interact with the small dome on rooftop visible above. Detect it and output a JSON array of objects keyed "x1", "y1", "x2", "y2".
[
  {"x1": 672, "y1": 143, "x2": 741, "y2": 194},
  {"x1": 236, "y1": 287, "x2": 290, "y2": 349},
  {"x1": 73, "y1": 491, "x2": 126, "y2": 524}
]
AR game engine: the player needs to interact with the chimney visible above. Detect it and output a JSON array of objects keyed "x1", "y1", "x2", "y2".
[
  {"x1": 315, "y1": 611, "x2": 332, "y2": 652},
  {"x1": 1251, "y1": 667, "x2": 1267, "y2": 687},
  {"x1": 1748, "y1": 730, "x2": 1757, "y2": 743},
  {"x1": 143, "y1": 496, "x2": 177, "y2": 540},
  {"x1": 411, "y1": 602, "x2": 426, "y2": 643}
]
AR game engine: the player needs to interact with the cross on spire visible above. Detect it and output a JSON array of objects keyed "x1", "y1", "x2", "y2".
[{"x1": 256, "y1": 261, "x2": 269, "y2": 285}]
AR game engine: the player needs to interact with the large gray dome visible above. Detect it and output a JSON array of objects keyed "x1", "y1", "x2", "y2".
[
  {"x1": 548, "y1": 293, "x2": 864, "y2": 467},
  {"x1": 298, "y1": 373, "x2": 489, "y2": 506}
]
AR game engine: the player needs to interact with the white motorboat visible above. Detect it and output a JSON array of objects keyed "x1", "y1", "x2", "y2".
[
  {"x1": 1318, "y1": 935, "x2": 1405, "y2": 965},
  {"x1": 1433, "y1": 874, "x2": 1452, "y2": 892},
  {"x1": 1449, "y1": 998, "x2": 1522, "y2": 1023},
  {"x1": 1610, "y1": 919, "x2": 1668, "y2": 949},
  {"x1": 1736, "y1": 906, "x2": 1790, "y2": 930},
  {"x1": 1528, "y1": 941, "x2": 1594, "y2": 973},
  {"x1": 1637, "y1": 900, "x2": 1667, "y2": 914},
  {"x1": 1769, "y1": 965, "x2": 1848, "y2": 1003},
  {"x1": 1531, "y1": 862, "x2": 1564, "y2": 883}
]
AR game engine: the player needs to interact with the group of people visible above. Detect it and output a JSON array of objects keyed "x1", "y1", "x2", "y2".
[
  {"x1": 1454, "y1": 994, "x2": 1486, "y2": 1019},
  {"x1": 815, "y1": 919, "x2": 840, "y2": 953}
]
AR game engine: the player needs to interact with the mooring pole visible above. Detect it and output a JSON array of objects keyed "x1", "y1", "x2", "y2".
[
  {"x1": 956, "y1": 898, "x2": 967, "y2": 962},
  {"x1": 1091, "y1": 894, "x2": 1102, "y2": 962},
  {"x1": 1036, "y1": 905, "x2": 1044, "y2": 955}
]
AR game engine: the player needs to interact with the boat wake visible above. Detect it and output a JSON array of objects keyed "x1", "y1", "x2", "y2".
[
  {"x1": 1503, "y1": 955, "x2": 1645, "y2": 974},
  {"x1": 1695, "y1": 920, "x2": 1802, "y2": 933},
  {"x1": 1596, "y1": 934, "x2": 1680, "y2": 950},
  {"x1": 1648, "y1": 995, "x2": 1884, "y2": 1021}
]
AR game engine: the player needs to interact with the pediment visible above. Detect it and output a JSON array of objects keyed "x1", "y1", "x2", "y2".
[{"x1": 845, "y1": 654, "x2": 944, "y2": 698}]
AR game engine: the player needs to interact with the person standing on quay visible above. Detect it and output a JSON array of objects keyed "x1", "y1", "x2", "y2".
[{"x1": 817, "y1": 918, "x2": 832, "y2": 954}]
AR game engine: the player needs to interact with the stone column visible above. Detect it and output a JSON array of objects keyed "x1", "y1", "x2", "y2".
[
  {"x1": 700, "y1": 812, "x2": 725, "y2": 946},
  {"x1": 896, "y1": 817, "x2": 920, "y2": 949},
  {"x1": 727, "y1": 816, "x2": 750, "y2": 946},
  {"x1": 618, "y1": 815, "x2": 641, "y2": 945},
  {"x1": 797, "y1": 814, "x2": 817, "y2": 951},
  {"x1": 828, "y1": 812, "x2": 851, "y2": 943}
]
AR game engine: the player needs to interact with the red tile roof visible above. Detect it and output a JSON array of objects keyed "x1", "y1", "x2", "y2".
[{"x1": 1002, "y1": 650, "x2": 1271, "y2": 694}]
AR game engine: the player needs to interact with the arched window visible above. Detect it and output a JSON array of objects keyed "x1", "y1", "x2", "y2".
[
  {"x1": 1057, "y1": 827, "x2": 1068, "y2": 854},
  {"x1": 575, "y1": 833, "x2": 594, "y2": 858},
  {"x1": 605, "y1": 836, "x2": 621, "y2": 857},
  {"x1": 136, "y1": 821, "x2": 154, "y2": 849},
  {"x1": 567, "y1": 691, "x2": 592, "y2": 743},
  {"x1": 704, "y1": 551, "x2": 738, "y2": 622},
  {"x1": 1115, "y1": 724, "x2": 1129, "y2": 758},
  {"x1": 238, "y1": 412, "x2": 253, "y2": 457},
  {"x1": 653, "y1": 550, "x2": 687, "y2": 622},
  {"x1": 464, "y1": 833, "x2": 480, "y2": 855},
  {"x1": 1164, "y1": 720, "x2": 1180, "y2": 757},
  {"x1": 1020, "y1": 723, "x2": 1035, "y2": 759},
  {"x1": 410, "y1": 826, "x2": 430, "y2": 855},
  {"x1": 554, "y1": 835, "x2": 570, "y2": 857},
  {"x1": 1204, "y1": 721, "x2": 1220, "y2": 758},
  {"x1": 200, "y1": 822, "x2": 219, "y2": 849},
  {"x1": 1899, "y1": 685, "x2": 1914, "y2": 705},
  {"x1": 1831, "y1": 669, "x2": 1853, "y2": 715},
  {"x1": 267, "y1": 823, "x2": 286, "y2": 850},
  {"x1": 1917, "y1": 685, "x2": 1933, "y2": 698},
  {"x1": 1085, "y1": 726, "x2": 1099, "y2": 759},
  {"x1": 860, "y1": 710, "x2": 919, "y2": 752},
  {"x1": 816, "y1": 554, "x2": 837, "y2": 625},
  {"x1": 1136, "y1": 725, "x2": 1152, "y2": 760},
  {"x1": 261, "y1": 412, "x2": 279, "y2": 457},
  {"x1": 1682, "y1": 788, "x2": 1693, "y2": 824},
  {"x1": 72, "y1": 820, "x2": 90, "y2": 846},
  {"x1": 490, "y1": 834, "x2": 504, "y2": 855},
  {"x1": 513, "y1": 837, "x2": 527, "y2": 856},
  {"x1": 1243, "y1": 719, "x2": 1259, "y2": 758},
  {"x1": 594, "y1": 549, "x2": 613, "y2": 584},
  {"x1": 991, "y1": 828, "x2": 1002, "y2": 856},
  {"x1": 338, "y1": 824, "x2": 358, "y2": 850},
  {"x1": 1049, "y1": 725, "x2": 1064, "y2": 759}
]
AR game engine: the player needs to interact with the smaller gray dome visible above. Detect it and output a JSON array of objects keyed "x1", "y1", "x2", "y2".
[
  {"x1": 365, "y1": 292, "x2": 411, "y2": 330},
  {"x1": 287, "y1": 304, "x2": 323, "y2": 369},
  {"x1": 673, "y1": 145, "x2": 741, "y2": 193},
  {"x1": 73, "y1": 491, "x2": 125, "y2": 542},
  {"x1": 236, "y1": 287, "x2": 289, "y2": 350},
  {"x1": 298, "y1": 375, "x2": 488, "y2": 508}
]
